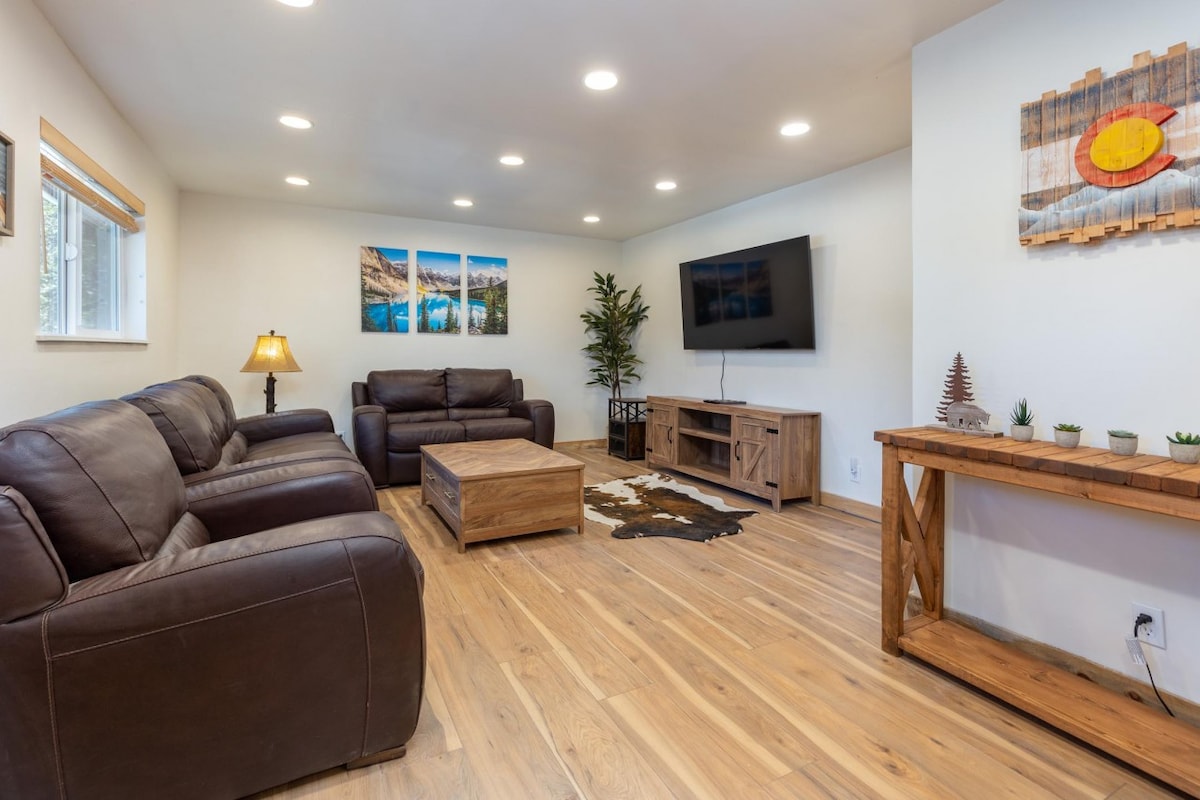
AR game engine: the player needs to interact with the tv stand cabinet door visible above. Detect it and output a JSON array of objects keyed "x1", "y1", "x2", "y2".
[
  {"x1": 646, "y1": 403, "x2": 678, "y2": 467},
  {"x1": 732, "y1": 415, "x2": 780, "y2": 507}
]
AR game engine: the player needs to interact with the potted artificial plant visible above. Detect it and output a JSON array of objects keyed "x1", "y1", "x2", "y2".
[
  {"x1": 1106, "y1": 429, "x2": 1138, "y2": 456},
  {"x1": 1053, "y1": 423, "x2": 1082, "y2": 448},
  {"x1": 1167, "y1": 431, "x2": 1200, "y2": 464},
  {"x1": 580, "y1": 272, "x2": 650, "y2": 400},
  {"x1": 1009, "y1": 398, "x2": 1034, "y2": 442}
]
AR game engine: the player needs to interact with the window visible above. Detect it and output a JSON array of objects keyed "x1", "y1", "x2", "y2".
[{"x1": 38, "y1": 119, "x2": 146, "y2": 341}]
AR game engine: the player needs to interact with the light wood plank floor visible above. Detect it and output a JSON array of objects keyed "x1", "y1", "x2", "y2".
[{"x1": 253, "y1": 443, "x2": 1185, "y2": 799}]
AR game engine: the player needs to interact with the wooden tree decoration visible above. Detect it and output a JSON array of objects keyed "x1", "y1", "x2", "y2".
[{"x1": 936, "y1": 352, "x2": 975, "y2": 421}]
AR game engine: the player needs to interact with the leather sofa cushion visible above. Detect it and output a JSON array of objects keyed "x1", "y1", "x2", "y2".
[
  {"x1": 181, "y1": 374, "x2": 238, "y2": 442},
  {"x1": 368, "y1": 370, "x2": 446, "y2": 413},
  {"x1": 0, "y1": 400, "x2": 186, "y2": 582},
  {"x1": 386, "y1": 408, "x2": 450, "y2": 424},
  {"x1": 387, "y1": 421, "x2": 465, "y2": 452},
  {"x1": 461, "y1": 417, "x2": 534, "y2": 442},
  {"x1": 123, "y1": 380, "x2": 227, "y2": 475},
  {"x1": 244, "y1": 431, "x2": 355, "y2": 462},
  {"x1": 446, "y1": 368, "x2": 513, "y2": 411},
  {"x1": 0, "y1": 487, "x2": 68, "y2": 623}
]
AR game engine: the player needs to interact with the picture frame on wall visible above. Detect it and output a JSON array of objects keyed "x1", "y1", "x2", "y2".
[{"x1": 0, "y1": 129, "x2": 12, "y2": 237}]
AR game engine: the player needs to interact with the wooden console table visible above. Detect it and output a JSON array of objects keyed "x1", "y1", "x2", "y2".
[
  {"x1": 875, "y1": 427, "x2": 1200, "y2": 796},
  {"x1": 647, "y1": 396, "x2": 819, "y2": 511}
]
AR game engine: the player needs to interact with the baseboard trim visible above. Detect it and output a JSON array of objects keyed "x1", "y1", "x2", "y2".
[
  {"x1": 821, "y1": 492, "x2": 881, "y2": 523},
  {"x1": 557, "y1": 438, "x2": 606, "y2": 448}
]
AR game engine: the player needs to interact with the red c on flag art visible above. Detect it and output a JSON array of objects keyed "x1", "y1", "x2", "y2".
[{"x1": 1073, "y1": 102, "x2": 1177, "y2": 188}]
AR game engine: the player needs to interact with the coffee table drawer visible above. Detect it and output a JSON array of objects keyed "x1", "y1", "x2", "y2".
[{"x1": 422, "y1": 459, "x2": 463, "y2": 535}]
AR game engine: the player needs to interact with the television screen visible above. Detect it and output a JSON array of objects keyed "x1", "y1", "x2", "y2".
[{"x1": 679, "y1": 235, "x2": 814, "y2": 350}]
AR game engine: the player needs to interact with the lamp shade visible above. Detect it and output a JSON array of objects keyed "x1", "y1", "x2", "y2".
[{"x1": 240, "y1": 330, "x2": 302, "y2": 374}]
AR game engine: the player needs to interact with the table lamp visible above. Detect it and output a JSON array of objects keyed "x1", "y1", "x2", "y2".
[{"x1": 240, "y1": 329, "x2": 301, "y2": 413}]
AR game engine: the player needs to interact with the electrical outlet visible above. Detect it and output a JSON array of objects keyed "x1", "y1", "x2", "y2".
[
  {"x1": 336, "y1": 430, "x2": 346, "y2": 442},
  {"x1": 849, "y1": 456, "x2": 861, "y2": 483},
  {"x1": 1132, "y1": 602, "x2": 1165, "y2": 649}
]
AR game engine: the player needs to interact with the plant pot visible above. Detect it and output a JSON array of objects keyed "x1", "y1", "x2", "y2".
[
  {"x1": 1053, "y1": 430, "x2": 1080, "y2": 448},
  {"x1": 1010, "y1": 424, "x2": 1034, "y2": 442},
  {"x1": 1108, "y1": 435, "x2": 1137, "y2": 456},
  {"x1": 1168, "y1": 441, "x2": 1200, "y2": 464}
]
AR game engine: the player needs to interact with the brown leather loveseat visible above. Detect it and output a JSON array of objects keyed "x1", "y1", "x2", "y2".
[
  {"x1": 352, "y1": 368, "x2": 554, "y2": 486},
  {"x1": 0, "y1": 399, "x2": 425, "y2": 800}
]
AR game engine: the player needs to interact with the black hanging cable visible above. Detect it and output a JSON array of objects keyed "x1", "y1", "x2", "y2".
[
  {"x1": 720, "y1": 350, "x2": 726, "y2": 401},
  {"x1": 1134, "y1": 616, "x2": 1175, "y2": 717}
]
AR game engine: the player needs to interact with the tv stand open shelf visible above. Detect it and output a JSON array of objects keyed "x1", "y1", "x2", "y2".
[{"x1": 646, "y1": 396, "x2": 820, "y2": 511}]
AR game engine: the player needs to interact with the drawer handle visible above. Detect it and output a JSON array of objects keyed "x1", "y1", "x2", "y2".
[
  {"x1": 425, "y1": 471, "x2": 436, "y2": 482},
  {"x1": 444, "y1": 490, "x2": 457, "y2": 501}
]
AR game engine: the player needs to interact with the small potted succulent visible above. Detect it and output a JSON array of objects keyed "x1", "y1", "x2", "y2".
[
  {"x1": 1106, "y1": 429, "x2": 1138, "y2": 456},
  {"x1": 1053, "y1": 423, "x2": 1082, "y2": 448},
  {"x1": 1009, "y1": 398, "x2": 1035, "y2": 442},
  {"x1": 1167, "y1": 432, "x2": 1200, "y2": 464}
]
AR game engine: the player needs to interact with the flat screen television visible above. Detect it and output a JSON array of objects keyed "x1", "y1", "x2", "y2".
[{"x1": 679, "y1": 234, "x2": 814, "y2": 350}]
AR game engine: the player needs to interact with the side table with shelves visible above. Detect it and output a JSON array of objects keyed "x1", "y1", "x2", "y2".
[{"x1": 607, "y1": 397, "x2": 647, "y2": 460}]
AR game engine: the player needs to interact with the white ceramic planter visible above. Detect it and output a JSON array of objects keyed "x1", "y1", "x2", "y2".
[
  {"x1": 1053, "y1": 429, "x2": 1081, "y2": 448},
  {"x1": 1010, "y1": 424, "x2": 1034, "y2": 442},
  {"x1": 1108, "y1": 435, "x2": 1137, "y2": 456},
  {"x1": 1169, "y1": 441, "x2": 1200, "y2": 464}
]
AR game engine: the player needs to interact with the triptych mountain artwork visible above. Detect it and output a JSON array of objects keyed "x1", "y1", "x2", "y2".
[{"x1": 359, "y1": 246, "x2": 508, "y2": 335}]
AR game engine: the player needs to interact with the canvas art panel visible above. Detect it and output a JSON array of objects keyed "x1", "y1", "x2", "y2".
[
  {"x1": 416, "y1": 250, "x2": 462, "y2": 334},
  {"x1": 360, "y1": 246, "x2": 409, "y2": 332},
  {"x1": 466, "y1": 255, "x2": 508, "y2": 335},
  {"x1": 0, "y1": 129, "x2": 12, "y2": 236}
]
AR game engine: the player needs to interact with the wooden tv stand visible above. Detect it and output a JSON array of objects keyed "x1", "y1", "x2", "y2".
[
  {"x1": 875, "y1": 427, "x2": 1200, "y2": 796},
  {"x1": 645, "y1": 396, "x2": 819, "y2": 511}
]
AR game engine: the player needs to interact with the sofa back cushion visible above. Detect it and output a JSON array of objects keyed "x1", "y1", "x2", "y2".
[
  {"x1": 181, "y1": 375, "x2": 239, "y2": 440},
  {"x1": 446, "y1": 368, "x2": 513, "y2": 420},
  {"x1": 122, "y1": 381, "x2": 227, "y2": 475},
  {"x1": 368, "y1": 370, "x2": 447, "y2": 413},
  {"x1": 0, "y1": 486, "x2": 68, "y2": 623},
  {"x1": 0, "y1": 400, "x2": 187, "y2": 582}
]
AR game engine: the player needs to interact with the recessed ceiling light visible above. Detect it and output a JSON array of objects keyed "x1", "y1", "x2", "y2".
[
  {"x1": 780, "y1": 121, "x2": 811, "y2": 137},
  {"x1": 279, "y1": 115, "x2": 313, "y2": 130},
  {"x1": 453, "y1": 198, "x2": 474, "y2": 208},
  {"x1": 285, "y1": 176, "x2": 310, "y2": 186},
  {"x1": 584, "y1": 70, "x2": 619, "y2": 91},
  {"x1": 583, "y1": 215, "x2": 600, "y2": 223},
  {"x1": 276, "y1": 0, "x2": 314, "y2": 7},
  {"x1": 499, "y1": 155, "x2": 525, "y2": 166},
  {"x1": 655, "y1": 180, "x2": 677, "y2": 191}
]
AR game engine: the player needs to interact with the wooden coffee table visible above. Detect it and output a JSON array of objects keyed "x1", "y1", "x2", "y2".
[{"x1": 420, "y1": 439, "x2": 585, "y2": 552}]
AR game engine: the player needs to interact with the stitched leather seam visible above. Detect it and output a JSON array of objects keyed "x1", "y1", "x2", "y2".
[
  {"x1": 41, "y1": 611, "x2": 66, "y2": 800},
  {"x1": 55, "y1": 535, "x2": 396, "y2": 607},
  {"x1": 343, "y1": 541, "x2": 373, "y2": 758},
  {"x1": 50, "y1": 577, "x2": 354, "y2": 659}
]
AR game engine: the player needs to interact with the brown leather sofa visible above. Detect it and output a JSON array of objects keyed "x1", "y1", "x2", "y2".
[
  {"x1": 122, "y1": 376, "x2": 378, "y2": 538},
  {"x1": 352, "y1": 368, "x2": 554, "y2": 486},
  {"x1": 0, "y1": 399, "x2": 425, "y2": 800}
]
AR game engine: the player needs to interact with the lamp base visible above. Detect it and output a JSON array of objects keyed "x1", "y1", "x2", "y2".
[{"x1": 264, "y1": 373, "x2": 277, "y2": 414}]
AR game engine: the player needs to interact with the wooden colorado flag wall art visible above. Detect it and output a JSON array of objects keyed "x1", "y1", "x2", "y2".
[{"x1": 1019, "y1": 42, "x2": 1200, "y2": 246}]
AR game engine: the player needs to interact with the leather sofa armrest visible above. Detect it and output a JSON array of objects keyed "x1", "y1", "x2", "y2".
[
  {"x1": 186, "y1": 459, "x2": 379, "y2": 540},
  {"x1": 510, "y1": 399, "x2": 555, "y2": 448},
  {"x1": 10, "y1": 514, "x2": 424, "y2": 800},
  {"x1": 237, "y1": 408, "x2": 335, "y2": 444},
  {"x1": 352, "y1": 404, "x2": 389, "y2": 488},
  {"x1": 0, "y1": 487, "x2": 68, "y2": 624},
  {"x1": 352, "y1": 381, "x2": 370, "y2": 407}
]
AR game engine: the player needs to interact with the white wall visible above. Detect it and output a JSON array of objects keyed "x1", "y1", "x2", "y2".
[
  {"x1": 177, "y1": 193, "x2": 621, "y2": 440},
  {"x1": 914, "y1": 0, "x2": 1200, "y2": 700},
  {"x1": 0, "y1": 0, "x2": 180, "y2": 425},
  {"x1": 623, "y1": 149, "x2": 914, "y2": 506}
]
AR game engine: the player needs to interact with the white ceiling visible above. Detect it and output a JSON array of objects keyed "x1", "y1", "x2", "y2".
[{"x1": 35, "y1": 0, "x2": 998, "y2": 241}]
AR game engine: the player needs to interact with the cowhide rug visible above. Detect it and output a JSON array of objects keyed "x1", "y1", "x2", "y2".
[{"x1": 584, "y1": 473, "x2": 756, "y2": 542}]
